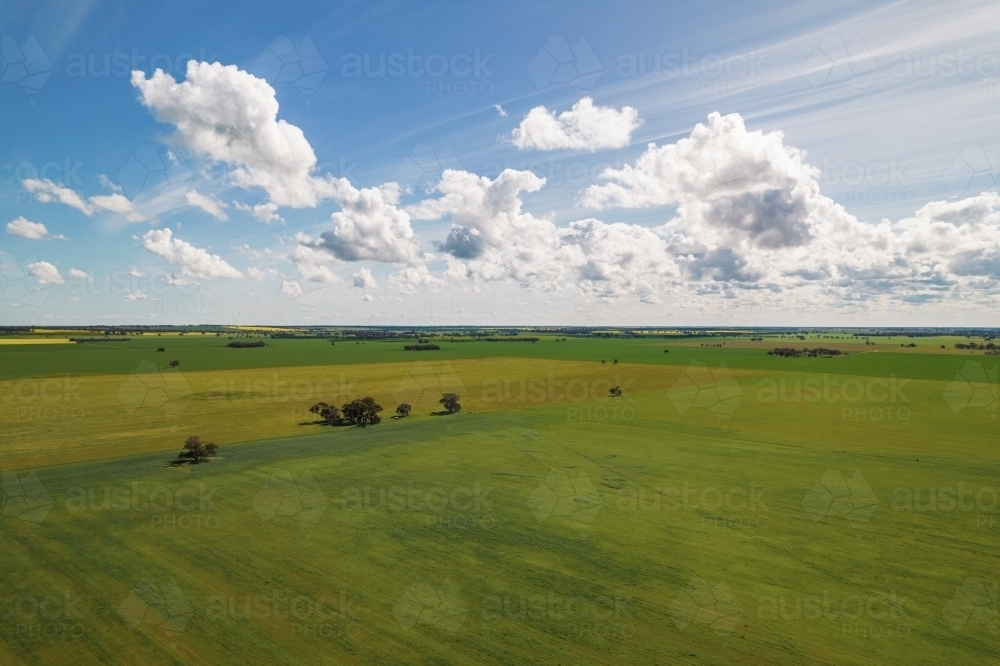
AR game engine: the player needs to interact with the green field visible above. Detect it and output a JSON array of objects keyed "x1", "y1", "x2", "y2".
[{"x1": 2, "y1": 333, "x2": 997, "y2": 664}]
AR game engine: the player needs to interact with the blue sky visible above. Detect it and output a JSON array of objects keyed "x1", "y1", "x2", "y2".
[{"x1": 2, "y1": 0, "x2": 999, "y2": 326}]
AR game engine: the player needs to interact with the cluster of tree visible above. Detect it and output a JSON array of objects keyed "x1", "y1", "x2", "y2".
[
  {"x1": 768, "y1": 347, "x2": 844, "y2": 357},
  {"x1": 309, "y1": 393, "x2": 460, "y2": 427},
  {"x1": 609, "y1": 386, "x2": 623, "y2": 397},
  {"x1": 439, "y1": 393, "x2": 461, "y2": 413},
  {"x1": 69, "y1": 337, "x2": 130, "y2": 343},
  {"x1": 403, "y1": 343, "x2": 441, "y2": 350},
  {"x1": 168, "y1": 360, "x2": 180, "y2": 367},
  {"x1": 900, "y1": 343, "x2": 917, "y2": 347},
  {"x1": 269, "y1": 332, "x2": 332, "y2": 339},
  {"x1": 176, "y1": 436, "x2": 218, "y2": 464},
  {"x1": 227, "y1": 340, "x2": 267, "y2": 348},
  {"x1": 484, "y1": 337, "x2": 539, "y2": 342},
  {"x1": 310, "y1": 397, "x2": 384, "y2": 426},
  {"x1": 956, "y1": 342, "x2": 998, "y2": 350}
]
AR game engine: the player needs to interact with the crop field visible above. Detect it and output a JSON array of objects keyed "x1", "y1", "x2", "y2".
[{"x1": 1, "y1": 332, "x2": 997, "y2": 664}]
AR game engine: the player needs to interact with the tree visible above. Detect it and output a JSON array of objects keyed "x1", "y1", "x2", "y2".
[
  {"x1": 439, "y1": 393, "x2": 461, "y2": 413},
  {"x1": 309, "y1": 402, "x2": 341, "y2": 425},
  {"x1": 177, "y1": 436, "x2": 217, "y2": 463},
  {"x1": 168, "y1": 359, "x2": 180, "y2": 368},
  {"x1": 156, "y1": 347, "x2": 165, "y2": 352},
  {"x1": 609, "y1": 386, "x2": 623, "y2": 397},
  {"x1": 342, "y1": 397, "x2": 383, "y2": 426},
  {"x1": 613, "y1": 359, "x2": 618, "y2": 365},
  {"x1": 396, "y1": 403, "x2": 411, "y2": 417}
]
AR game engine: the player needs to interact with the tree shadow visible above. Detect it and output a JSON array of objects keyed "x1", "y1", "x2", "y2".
[
  {"x1": 167, "y1": 458, "x2": 212, "y2": 467},
  {"x1": 298, "y1": 420, "x2": 352, "y2": 427},
  {"x1": 430, "y1": 410, "x2": 461, "y2": 416}
]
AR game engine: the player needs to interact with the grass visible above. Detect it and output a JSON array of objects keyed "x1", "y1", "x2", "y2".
[{"x1": 1, "y1": 337, "x2": 997, "y2": 664}]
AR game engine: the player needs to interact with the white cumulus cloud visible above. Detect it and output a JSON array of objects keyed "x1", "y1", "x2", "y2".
[
  {"x1": 185, "y1": 190, "x2": 229, "y2": 220},
  {"x1": 142, "y1": 228, "x2": 243, "y2": 281},
  {"x1": 353, "y1": 267, "x2": 378, "y2": 289},
  {"x1": 132, "y1": 61, "x2": 342, "y2": 208},
  {"x1": 6, "y1": 217, "x2": 66, "y2": 240},
  {"x1": 387, "y1": 266, "x2": 443, "y2": 295},
  {"x1": 27, "y1": 261, "x2": 65, "y2": 284},
  {"x1": 317, "y1": 181, "x2": 422, "y2": 264},
  {"x1": 233, "y1": 201, "x2": 282, "y2": 223},
  {"x1": 23, "y1": 179, "x2": 146, "y2": 221},
  {"x1": 511, "y1": 97, "x2": 640, "y2": 151}
]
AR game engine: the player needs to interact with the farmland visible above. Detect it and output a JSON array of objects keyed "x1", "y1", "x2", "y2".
[{"x1": 1, "y1": 329, "x2": 997, "y2": 664}]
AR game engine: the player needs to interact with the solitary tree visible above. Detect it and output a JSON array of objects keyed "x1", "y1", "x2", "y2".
[
  {"x1": 177, "y1": 436, "x2": 217, "y2": 463},
  {"x1": 156, "y1": 347, "x2": 166, "y2": 352},
  {"x1": 309, "y1": 402, "x2": 341, "y2": 425},
  {"x1": 168, "y1": 359, "x2": 180, "y2": 368},
  {"x1": 613, "y1": 359, "x2": 618, "y2": 365},
  {"x1": 439, "y1": 393, "x2": 461, "y2": 413},
  {"x1": 609, "y1": 386, "x2": 623, "y2": 397},
  {"x1": 342, "y1": 397, "x2": 383, "y2": 426},
  {"x1": 396, "y1": 403, "x2": 412, "y2": 417}
]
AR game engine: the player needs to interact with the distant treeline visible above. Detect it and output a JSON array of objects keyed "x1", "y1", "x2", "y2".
[
  {"x1": 227, "y1": 341, "x2": 267, "y2": 348},
  {"x1": 70, "y1": 337, "x2": 130, "y2": 343},
  {"x1": 484, "y1": 337, "x2": 539, "y2": 342},
  {"x1": 404, "y1": 343, "x2": 441, "y2": 350},
  {"x1": 768, "y1": 347, "x2": 844, "y2": 357},
  {"x1": 343, "y1": 330, "x2": 415, "y2": 339},
  {"x1": 269, "y1": 333, "x2": 331, "y2": 339}
]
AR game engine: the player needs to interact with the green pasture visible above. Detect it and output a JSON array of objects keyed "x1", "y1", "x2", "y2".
[{"x1": 1, "y1": 336, "x2": 996, "y2": 664}]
